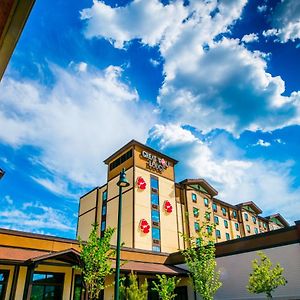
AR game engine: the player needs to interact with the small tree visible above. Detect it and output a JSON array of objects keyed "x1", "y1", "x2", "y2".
[
  {"x1": 120, "y1": 272, "x2": 148, "y2": 300},
  {"x1": 181, "y1": 214, "x2": 222, "y2": 300},
  {"x1": 78, "y1": 223, "x2": 116, "y2": 300},
  {"x1": 247, "y1": 251, "x2": 287, "y2": 299},
  {"x1": 152, "y1": 274, "x2": 181, "y2": 300}
]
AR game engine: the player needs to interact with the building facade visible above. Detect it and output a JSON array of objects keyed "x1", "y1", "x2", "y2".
[
  {"x1": 78, "y1": 140, "x2": 288, "y2": 250},
  {"x1": 0, "y1": 139, "x2": 293, "y2": 300}
]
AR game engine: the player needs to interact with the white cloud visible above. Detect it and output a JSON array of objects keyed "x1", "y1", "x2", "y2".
[
  {"x1": 0, "y1": 64, "x2": 155, "y2": 192},
  {"x1": 0, "y1": 200, "x2": 73, "y2": 234},
  {"x1": 241, "y1": 33, "x2": 259, "y2": 43},
  {"x1": 149, "y1": 58, "x2": 160, "y2": 67},
  {"x1": 263, "y1": 0, "x2": 300, "y2": 43},
  {"x1": 3, "y1": 195, "x2": 13, "y2": 205},
  {"x1": 257, "y1": 5, "x2": 267, "y2": 13},
  {"x1": 149, "y1": 123, "x2": 198, "y2": 148},
  {"x1": 81, "y1": 0, "x2": 300, "y2": 135},
  {"x1": 253, "y1": 139, "x2": 271, "y2": 147},
  {"x1": 274, "y1": 138, "x2": 285, "y2": 145},
  {"x1": 149, "y1": 126, "x2": 300, "y2": 222}
]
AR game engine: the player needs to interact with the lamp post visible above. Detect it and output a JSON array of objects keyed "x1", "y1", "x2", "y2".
[
  {"x1": 0, "y1": 168, "x2": 5, "y2": 180},
  {"x1": 114, "y1": 168, "x2": 130, "y2": 300}
]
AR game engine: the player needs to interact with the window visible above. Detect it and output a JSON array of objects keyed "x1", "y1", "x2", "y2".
[
  {"x1": 151, "y1": 193, "x2": 159, "y2": 206},
  {"x1": 237, "y1": 235, "x2": 241, "y2": 238},
  {"x1": 216, "y1": 229, "x2": 221, "y2": 238},
  {"x1": 221, "y1": 207, "x2": 227, "y2": 216},
  {"x1": 196, "y1": 238, "x2": 201, "y2": 246},
  {"x1": 151, "y1": 210, "x2": 160, "y2": 223},
  {"x1": 109, "y1": 149, "x2": 133, "y2": 171},
  {"x1": 73, "y1": 275, "x2": 85, "y2": 300},
  {"x1": 151, "y1": 176, "x2": 161, "y2": 252},
  {"x1": 246, "y1": 225, "x2": 250, "y2": 233},
  {"x1": 244, "y1": 213, "x2": 249, "y2": 221},
  {"x1": 193, "y1": 207, "x2": 199, "y2": 217},
  {"x1": 224, "y1": 220, "x2": 228, "y2": 228},
  {"x1": 235, "y1": 223, "x2": 239, "y2": 231},
  {"x1": 204, "y1": 198, "x2": 209, "y2": 207},
  {"x1": 232, "y1": 210, "x2": 237, "y2": 218},
  {"x1": 212, "y1": 203, "x2": 217, "y2": 212},
  {"x1": 152, "y1": 227, "x2": 160, "y2": 240},
  {"x1": 205, "y1": 212, "x2": 211, "y2": 221},
  {"x1": 101, "y1": 205, "x2": 106, "y2": 216},
  {"x1": 31, "y1": 272, "x2": 64, "y2": 300},
  {"x1": 102, "y1": 190, "x2": 107, "y2": 201},
  {"x1": 254, "y1": 228, "x2": 259, "y2": 234},
  {"x1": 192, "y1": 193, "x2": 197, "y2": 203},
  {"x1": 0, "y1": 270, "x2": 9, "y2": 300},
  {"x1": 206, "y1": 225, "x2": 212, "y2": 234},
  {"x1": 263, "y1": 222, "x2": 267, "y2": 229},
  {"x1": 214, "y1": 216, "x2": 219, "y2": 225},
  {"x1": 150, "y1": 177, "x2": 159, "y2": 190},
  {"x1": 225, "y1": 233, "x2": 230, "y2": 241},
  {"x1": 101, "y1": 221, "x2": 106, "y2": 232},
  {"x1": 252, "y1": 216, "x2": 257, "y2": 224},
  {"x1": 152, "y1": 245, "x2": 161, "y2": 252},
  {"x1": 194, "y1": 222, "x2": 200, "y2": 232}
]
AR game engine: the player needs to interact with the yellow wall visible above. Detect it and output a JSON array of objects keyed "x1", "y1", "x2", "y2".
[
  {"x1": 79, "y1": 189, "x2": 97, "y2": 215},
  {"x1": 106, "y1": 189, "x2": 134, "y2": 247},
  {"x1": 77, "y1": 209, "x2": 96, "y2": 241},
  {"x1": 159, "y1": 176, "x2": 179, "y2": 253},
  {"x1": 15, "y1": 266, "x2": 27, "y2": 300}
]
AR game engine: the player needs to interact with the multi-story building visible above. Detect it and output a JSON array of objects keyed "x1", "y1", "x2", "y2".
[
  {"x1": 0, "y1": 139, "x2": 295, "y2": 300},
  {"x1": 78, "y1": 140, "x2": 289, "y2": 252}
]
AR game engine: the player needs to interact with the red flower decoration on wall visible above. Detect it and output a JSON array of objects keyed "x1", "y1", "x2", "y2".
[
  {"x1": 136, "y1": 176, "x2": 147, "y2": 190},
  {"x1": 140, "y1": 219, "x2": 150, "y2": 234},
  {"x1": 164, "y1": 200, "x2": 173, "y2": 213}
]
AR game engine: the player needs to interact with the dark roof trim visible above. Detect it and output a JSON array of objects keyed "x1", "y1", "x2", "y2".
[
  {"x1": 26, "y1": 248, "x2": 80, "y2": 265},
  {"x1": 103, "y1": 139, "x2": 178, "y2": 165},
  {"x1": 237, "y1": 201, "x2": 262, "y2": 214},
  {"x1": 213, "y1": 198, "x2": 237, "y2": 210},
  {"x1": 266, "y1": 213, "x2": 289, "y2": 227},
  {"x1": 179, "y1": 178, "x2": 218, "y2": 196}
]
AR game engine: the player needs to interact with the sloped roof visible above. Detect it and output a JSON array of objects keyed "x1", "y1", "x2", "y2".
[
  {"x1": 266, "y1": 213, "x2": 289, "y2": 227},
  {"x1": 179, "y1": 178, "x2": 218, "y2": 196},
  {"x1": 237, "y1": 201, "x2": 262, "y2": 214}
]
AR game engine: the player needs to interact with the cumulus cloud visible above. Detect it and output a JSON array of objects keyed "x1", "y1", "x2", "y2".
[
  {"x1": 149, "y1": 124, "x2": 300, "y2": 222},
  {"x1": 241, "y1": 33, "x2": 259, "y2": 43},
  {"x1": 81, "y1": 0, "x2": 300, "y2": 135},
  {"x1": 0, "y1": 64, "x2": 155, "y2": 192},
  {"x1": 253, "y1": 139, "x2": 271, "y2": 147},
  {"x1": 0, "y1": 200, "x2": 73, "y2": 234},
  {"x1": 149, "y1": 123, "x2": 198, "y2": 148},
  {"x1": 263, "y1": 0, "x2": 300, "y2": 43}
]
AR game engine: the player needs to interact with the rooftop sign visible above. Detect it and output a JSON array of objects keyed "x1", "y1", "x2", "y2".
[{"x1": 141, "y1": 150, "x2": 170, "y2": 173}]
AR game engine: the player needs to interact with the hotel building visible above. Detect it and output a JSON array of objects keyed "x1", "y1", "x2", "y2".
[
  {"x1": 77, "y1": 140, "x2": 288, "y2": 249},
  {"x1": 0, "y1": 140, "x2": 296, "y2": 300}
]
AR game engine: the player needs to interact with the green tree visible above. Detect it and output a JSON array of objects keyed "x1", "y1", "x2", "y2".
[
  {"x1": 152, "y1": 274, "x2": 181, "y2": 300},
  {"x1": 120, "y1": 272, "x2": 148, "y2": 300},
  {"x1": 247, "y1": 251, "x2": 287, "y2": 299},
  {"x1": 78, "y1": 223, "x2": 116, "y2": 300},
  {"x1": 181, "y1": 214, "x2": 222, "y2": 300}
]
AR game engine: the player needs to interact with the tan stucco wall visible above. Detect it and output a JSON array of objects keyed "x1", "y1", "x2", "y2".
[
  {"x1": 77, "y1": 209, "x2": 96, "y2": 241},
  {"x1": 106, "y1": 189, "x2": 134, "y2": 248}
]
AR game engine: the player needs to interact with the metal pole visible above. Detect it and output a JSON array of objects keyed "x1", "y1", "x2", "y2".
[{"x1": 114, "y1": 184, "x2": 123, "y2": 300}]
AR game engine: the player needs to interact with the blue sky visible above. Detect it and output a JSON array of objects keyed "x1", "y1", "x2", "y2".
[{"x1": 0, "y1": 0, "x2": 300, "y2": 238}]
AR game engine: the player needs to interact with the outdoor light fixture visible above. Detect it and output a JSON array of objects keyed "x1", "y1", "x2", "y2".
[
  {"x1": 114, "y1": 168, "x2": 130, "y2": 300},
  {"x1": 0, "y1": 168, "x2": 5, "y2": 180}
]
